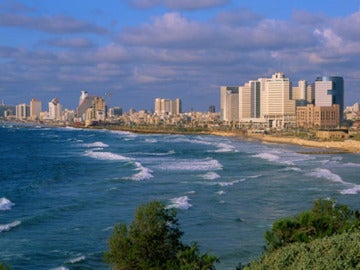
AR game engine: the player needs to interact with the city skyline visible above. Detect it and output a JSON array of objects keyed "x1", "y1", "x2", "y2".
[{"x1": 1, "y1": 0, "x2": 360, "y2": 111}]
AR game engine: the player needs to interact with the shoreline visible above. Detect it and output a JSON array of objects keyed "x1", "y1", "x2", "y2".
[
  {"x1": 3, "y1": 121, "x2": 360, "y2": 154},
  {"x1": 210, "y1": 130, "x2": 360, "y2": 154}
]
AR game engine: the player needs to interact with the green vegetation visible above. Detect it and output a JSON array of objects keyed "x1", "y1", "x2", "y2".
[
  {"x1": 244, "y1": 231, "x2": 360, "y2": 270},
  {"x1": 104, "y1": 200, "x2": 218, "y2": 270},
  {"x1": 241, "y1": 199, "x2": 360, "y2": 270},
  {"x1": 264, "y1": 198, "x2": 360, "y2": 251},
  {"x1": 0, "y1": 263, "x2": 10, "y2": 270}
]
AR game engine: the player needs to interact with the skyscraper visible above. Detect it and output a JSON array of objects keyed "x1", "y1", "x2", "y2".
[
  {"x1": 220, "y1": 86, "x2": 239, "y2": 123},
  {"x1": 30, "y1": 98, "x2": 42, "y2": 121},
  {"x1": 315, "y1": 76, "x2": 344, "y2": 122}
]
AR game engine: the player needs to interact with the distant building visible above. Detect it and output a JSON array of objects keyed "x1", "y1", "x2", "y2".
[
  {"x1": 30, "y1": 98, "x2": 42, "y2": 121},
  {"x1": 16, "y1": 103, "x2": 29, "y2": 120},
  {"x1": 296, "y1": 104, "x2": 340, "y2": 129},
  {"x1": 154, "y1": 98, "x2": 181, "y2": 116},
  {"x1": 291, "y1": 80, "x2": 307, "y2": 101},
  {"x1": 315, "y1": 76, "x2": 344, "y2": 123},
  {"x1": 48, "y1": 98, "x2": 62, "y2": 120},
  {"x1": 220, "y1": 86, "x2": 239, "y2": 123},
  {"x1": 261, "y1": 72, "x2": 296, "y2": 128},
  {"x1": 77, "y1": 91, "x2": 105, "y2": 123},
  {"x1": 208, "y1": 105, "x2": 216, "y2": 113}
]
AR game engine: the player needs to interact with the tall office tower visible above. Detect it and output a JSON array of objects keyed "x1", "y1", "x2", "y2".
[
  {"x1": 315, "y1": 76, "x2": 344, "y2": 122},
  {"x1": 261, "y1": 72, "x2": 296, "y2": 128},
  {"x1": 16, "y1": 103, "x2": 29, "y2": 120},
  {"x1": 239, "y1": 83, "x2": 251, "y2": 120},
  {"x1": 250, "y1": 80, "x2": 261, "y2": 118},
  {"x1": 291, "y1": 80, "x2": 307, "y2": 100},
  {"x1": 154, "y1": 98, "x2": 162, "y2": 115},
  {"x1": 154, "y1": 98, "x2": 182, "y2": 115},
  {"x1": 30, "y1": 98, "x2": 42, "y2": 121},
  {"x1": 48, "y1": 98, "x2": 62, "y2": 120},
  {"x1": 220, "y1": 86, "x2": 239, "y2": 122},
  {"x1": 170, "y1": 98, "x2": 182, "y2": 115},
  {"x1": 306, "y1": 84, "x2": 315, "y2": 104}
]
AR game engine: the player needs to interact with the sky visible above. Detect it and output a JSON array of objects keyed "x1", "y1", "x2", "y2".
[{"x1": 1, "y1": 0, "x2": 360, "y2": 112}]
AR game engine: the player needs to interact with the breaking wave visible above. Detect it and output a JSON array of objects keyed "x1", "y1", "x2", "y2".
[
  {"x1": 84, "y1": 141, "x2": 109, "y2": 148},
  {"x1": 167, "y1": 196, "x2": 192, "y2": 210},
  {"x1": 0, "y1": 220, "x2": 21, "y2": 232},
  {"x1": 129, "y1": 162, "x2": 153, "y2": 181},
  {"x1": 201, "y1": 172, "x2": 221, "y2": 180},
  {"x1": 0, "y1": 197, "x2": 15, "y2": 211},
  {"x1": 157, "y1": 158, "x2": 222, "y2": 171}
]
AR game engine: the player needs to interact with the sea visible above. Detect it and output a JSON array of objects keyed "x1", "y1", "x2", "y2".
[{"x1": 0, "y1": 123, "x2": 359, "y2": 270}]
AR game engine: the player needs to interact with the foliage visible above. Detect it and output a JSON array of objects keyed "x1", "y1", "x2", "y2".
[
  {"x1": 0, "y1": 263, "x2": 10, "y2": 270},
  {"x1": 104, "y1": 200, "x2": 218, "y2": 270},
  {"x1": 264, "y1": 198, "x2": 360, "y2": 251},
  {"x1": 244, "y1": 231, "x2": 360, "y2": 270}
]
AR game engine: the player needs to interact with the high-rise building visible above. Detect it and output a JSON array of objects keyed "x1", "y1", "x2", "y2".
[
  {"x1": 292, "y1": 80, "x2": 307, "y2": 100},
  {"x1": 16, "y1": 103, "x2": 29, "y2": 120},
  {"x1": 220, "y1": 86, "x2": 239, "y2": 123},
  {"x1": 30, "y1": 98, "x2": 42, "y2": 121},
  {"x1": 315, "y1": 76, "x2": 344, "y2": 122},
  {"x1": 154, "y1": 98, "x2": 181, "y2": 116},
  {"x1": 48, "y1": 98, "x2": 62, "y2": 120},
  {"x1": 261, "y1": 72, "x2": 296, "y2": 128}
]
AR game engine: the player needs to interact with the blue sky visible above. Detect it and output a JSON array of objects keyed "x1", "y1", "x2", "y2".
[{"x1": 1, "y1": 0, "x2": 360, "y2": 111}]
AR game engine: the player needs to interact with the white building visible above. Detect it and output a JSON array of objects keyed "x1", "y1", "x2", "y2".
[{"x1": 48, "y1": 98, "x2": 62, "y2": 120}]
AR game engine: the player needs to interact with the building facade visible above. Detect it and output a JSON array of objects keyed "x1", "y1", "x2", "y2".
[
  {"x1": 315, "y1": 76, "x2": 344, "y2": 122},
  {"x1": 30, "y1": 98, "x2": 42, "y2": 121},
  {"x1": 220, "y1": 86, "x2": 239, "y2": 123},
  {"x1": 16, "y1": 103, "x2": 29, "y2": 120},
  {"x1": 296, "y1": 104, "x2": 340, "y2": 129},
  {"x1": 154, "y1": 98, "x2": 181, "y2": 116}
]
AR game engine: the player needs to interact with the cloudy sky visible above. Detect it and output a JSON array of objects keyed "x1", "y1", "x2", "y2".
[{"x1": 1, "y1": 0, "x2": 360, "y2": 111}]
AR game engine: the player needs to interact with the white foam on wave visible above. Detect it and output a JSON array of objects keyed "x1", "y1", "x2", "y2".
[
  {"x1": 217, "y1": 190, "x2": 226, "y2": 195},
  {"x1": 84, "y1": 150, "x2": 130, "y2": 161},
  {"x1": 49, "y1": 267, "x2": 70, "y2": 270},
  {"x1": 157, "y1": 158, "x2": 222, "y2": 171},
  {"x1": 145, "y1": 138, "x2": 158, "y2": 143},
  {"x1": 68, "y1": 255, "x2": 86, "y2": 264},
  {"x1": 308, "y1": 168, "x2": 360, "y2": 195},
  {"x1": 84, "y1": 141, "x2": 109, "y2": 148},
  {"x1": 280, "y1": 167, "x2": 303, "y2": 172},
  {"x1": 217, "y1": 179, "x2": 245, "y2": 187},
  {"x1": 0, "y1": 220, "x2": 21, "y2": 232},
  {"x1": 129, "y1": 162, "x2": 154, "y2": 181},
  {"x1": 210, "y1": 142, "x2": 238, "y2": 153},
  {"x1": 85, "y1": 151, "x2": 153, "y2": 181},
  {"x1": 254, "y1": 152, "x2": 281, "y2": 162},
  {"x1": 0, "y1": 197, "x2": 15, "y2": 211},
  {"x1": 167, "y1": 196, "x2": 192, "y2": 210},
  {"x1": 308, "y1": 168, "x2": 345, "y2": 184},
  {"x1": 341, "y1": 185, "x2": 360, "y2": 195},
  {"x1": 201, "y1": 172, "x2": 220, "y2": 180}
]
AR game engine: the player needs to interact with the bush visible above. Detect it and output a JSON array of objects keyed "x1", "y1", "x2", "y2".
[
  {"x1": 244, "y1": 231, "x2": 360, "y2": 270},
  {"x1": 264, "y1": 198, "x2": 360, "y2": 251},
  {"x1": 104, "y1": 200, "x2": 218, "y2": 270}
]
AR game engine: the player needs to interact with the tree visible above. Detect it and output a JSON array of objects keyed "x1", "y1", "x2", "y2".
[
  {"x1": 104, "y1": 200, "x2": 218, "y2": 270},
  {"x1": 0, "y1": 263, "x2": 10, "y2": 270},
  {"x1": 264, "y1": 198, "x2": 360, "y2": 251}
]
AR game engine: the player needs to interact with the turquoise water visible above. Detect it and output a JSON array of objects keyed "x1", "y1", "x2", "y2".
[{"x1": 0, "y1": 124, "x2": 359, "y2": 270}]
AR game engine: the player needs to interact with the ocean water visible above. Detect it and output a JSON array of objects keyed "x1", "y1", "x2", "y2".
[{"x1": 0, "y1": 124, "x2": 359, "y2": 270}]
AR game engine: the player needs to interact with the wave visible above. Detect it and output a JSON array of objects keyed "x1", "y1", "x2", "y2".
[
  {"x1": 129, "y1": 162, "x2": 153, "y2": 181},
  {"x1": 280, "y1": 167, "x2": 303, "y2": 172},
  {"x1": 341, "y1": 185, "x2": 360, "y2": 195},
  {"x1": 0, "y1": 220, "x2": 21, "y2": 232},
  {"x1": 68, "y1": 255, "x2": 86, "y2": 264},
  {"x1": 210, "y1": 142, "x2": 238, "y2": 153},
  {"x1": 145, "y1": 138, "x2": 157, "y2": 143},
  {"x1": 84, "y1": 150, "x2": 130, "y2": 161},
  {"x1": 201, "y1": 172, "x2": 220, "y2": 180},
  {"x1": 217, "y1": 190, "x2": 226, "y2": 195},
  {"x1": 49, "y1": 267, "x2": 70, "y2": 270},
  {"x1": 84, "y1": 141, "x2": 109, "y2": 148},
  {"x1": 217, "y1": 179, "x2": 245, "y2": 187},
  {"x1": 308, "y1": 168, "x2": 360, "y2": 195},
  {"x1": 0, "y1": 197, "x2": 15, "y2": 211},
  {"x1": 156, "y1": 158, "x2": 222, "y2": 171},
  {"x1": 167, "y1": 196, "x2": 192, "y2": 210},
  {"x1": 308, "y1": 168, "x2": 345, "y2": 184}
]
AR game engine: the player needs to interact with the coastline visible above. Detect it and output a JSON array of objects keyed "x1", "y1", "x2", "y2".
[{"x1": 210, "y1": 130, "x2": 360, "y2": 154}]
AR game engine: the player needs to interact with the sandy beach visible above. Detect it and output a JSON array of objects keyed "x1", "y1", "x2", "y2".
[{"x1": 210, "y1": 131, "x2": 360, "y2": 154}]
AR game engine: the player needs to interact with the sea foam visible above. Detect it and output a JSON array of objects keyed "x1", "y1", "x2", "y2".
[
  {"x1": 201, "y1": 172, "x2": 221, "y2": 180},
  {"x1": 84, "y1": 141, "x2": 109, "y2": 148},
  {"x1": 308, "y1": 168, "x2": 345, "y2": 184},
  {"x1": 167, "y1": 196, "x2": 192, "y2": 210},
  {"x1": 84, "y1": 151, "x2": 130, "y2": 161},
  {"x1": 157, "y1": 158, "x2": 222, "y2": 171},
  {"x1": 0, "y1": 197, "x2": 15, "y2": 211},
  {"x1": 0, "y1": 220, "x2": 21, "y2": 232},
  {"x1": 129, "y1": 162, "x2": 153, "y2": 181}
]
